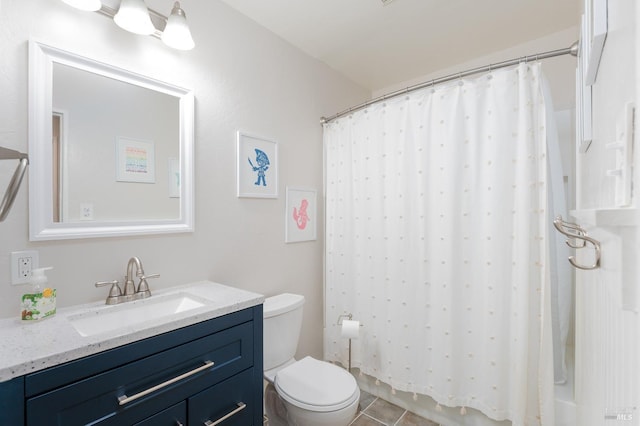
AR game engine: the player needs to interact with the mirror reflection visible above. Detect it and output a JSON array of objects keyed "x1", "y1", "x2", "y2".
[{"x1": 52, "y1": 63, "x2": 180, "y2": 222}]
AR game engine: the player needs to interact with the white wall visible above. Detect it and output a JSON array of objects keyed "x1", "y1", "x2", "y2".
[
  {"x1": 573, "y1": 0, "x2": 638, "y2": 424},
  {"x1": 0, "y1": 0, "x2": 369, "y2": 362}
]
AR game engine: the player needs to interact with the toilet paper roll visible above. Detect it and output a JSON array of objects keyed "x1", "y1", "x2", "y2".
[{"x1": 341, "y1": 319, "x2": 360, "y2": 339}]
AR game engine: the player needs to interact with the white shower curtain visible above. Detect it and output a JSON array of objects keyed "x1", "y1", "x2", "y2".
[{"x1": 324, "y1": 63, "x2": 557, "y2": 425}]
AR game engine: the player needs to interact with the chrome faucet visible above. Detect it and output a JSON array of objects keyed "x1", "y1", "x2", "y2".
[
  {"x1": 125, "y1": 256, "x2": 159, "y2": 299},
  {"x1": 95, "y1": 257, "x2": 160, "y2": 305}
]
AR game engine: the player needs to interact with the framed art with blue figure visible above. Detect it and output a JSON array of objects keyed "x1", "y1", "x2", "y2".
[{"x1": 237, "y1": 131, "x2": 278, "y2": 198}]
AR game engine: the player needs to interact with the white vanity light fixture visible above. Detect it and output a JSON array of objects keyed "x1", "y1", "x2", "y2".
[
  {"x1": 58, "y1": 0, "x2": 195, "y2": 50},
  {"x1": 60, "y1": 0, "x2": 102, "y2": 12},
  {"x1": 161, "y1": 2, "x2": 195, "y2": 50},
  {"x1": 114, "y1": 0, "x2": 155, "y2": 35}
]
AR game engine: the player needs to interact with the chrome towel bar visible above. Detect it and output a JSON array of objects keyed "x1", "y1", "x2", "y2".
[{"x1": 0, "y1": 146, "x2": 29, "y2": 222}]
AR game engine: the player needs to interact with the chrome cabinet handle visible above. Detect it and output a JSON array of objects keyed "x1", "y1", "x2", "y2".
[
  {"x1": 118, "y1": 360, "x2": 214, "y2": 405},
  {"x1": 204, "y1": 402, "x2": 247, "y2": 426}
]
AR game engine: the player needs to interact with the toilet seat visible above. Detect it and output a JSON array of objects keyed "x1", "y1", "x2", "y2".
[{"x1": 274, "y1": 356, "x2": 359, "y2": 413}]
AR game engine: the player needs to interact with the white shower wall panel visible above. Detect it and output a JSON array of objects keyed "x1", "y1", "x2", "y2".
[{"x1": 574, "y1": 0, "x2": 638, "y2": 424}]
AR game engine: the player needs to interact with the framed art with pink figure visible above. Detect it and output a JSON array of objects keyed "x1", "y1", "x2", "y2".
[{"x1": 285, "y1": 187, "x2": 317, "y2": 243}]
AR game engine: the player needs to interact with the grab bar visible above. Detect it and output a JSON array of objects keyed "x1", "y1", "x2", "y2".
[
  {"x1": 553, "y1": 215, "x2": 601, "y2": 270},
  {"x1": 0, "y1": 147, "x2": 29, "y2": 222}
]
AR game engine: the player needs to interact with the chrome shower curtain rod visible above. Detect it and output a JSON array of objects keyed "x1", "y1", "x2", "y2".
[{"x1": 320, "y1": 41, "x2": 579, "y2": 124}]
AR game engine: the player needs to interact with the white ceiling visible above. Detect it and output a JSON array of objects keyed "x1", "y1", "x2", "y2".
[
  {"x1": 138, "y1": 0, "x2": 580, "y2": 92},
  {"x1": 216, "y1": 0, "x2": 580, "y2": 91}
]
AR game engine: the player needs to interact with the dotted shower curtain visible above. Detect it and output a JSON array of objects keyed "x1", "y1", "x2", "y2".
[{"x1": 324, "y1": 63, "x2": 556, "y2": 425}]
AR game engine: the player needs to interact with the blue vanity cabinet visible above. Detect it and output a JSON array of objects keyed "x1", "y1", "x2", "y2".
[{"x1": 0, "y1": 305, "x2": 263, "y2": 426}]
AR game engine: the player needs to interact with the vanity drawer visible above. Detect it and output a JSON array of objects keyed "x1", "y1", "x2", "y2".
[
  {"x1": 26, "y1": 322, "x2": 253, "y2": 426},
  {"x1": 26, "y1": 308, "x2": 254, "y2": 396},
  {"x1": 189, "y1": 368, "x2": 254, "y2": 426},
  {"x1": 134, "y1": 401, "x2": 186, "y2": 426}
]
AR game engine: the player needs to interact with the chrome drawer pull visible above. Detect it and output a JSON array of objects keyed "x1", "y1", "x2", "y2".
[
  {"x1": 118, "y1": 360, "x2": 214, "y2": 406},
  {"x1": 204, "y1": 402, "x2": 247, "y2": 426}
]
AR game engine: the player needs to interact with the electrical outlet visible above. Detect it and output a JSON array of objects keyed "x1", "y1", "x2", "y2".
[
  {"x1": 80, "y1": 203, "x2": 94, "y2": 220},
  {"x1": 11, "y1": 250, "x2": 39, "y2": 285}
]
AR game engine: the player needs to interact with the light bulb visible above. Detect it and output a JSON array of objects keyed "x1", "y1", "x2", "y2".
[
  {"x1": 161, "y1": 2, "x2": 195, "y2": 50},
  {"x1": 114, "y1": 0, "x2": 155, "y2": 35}
]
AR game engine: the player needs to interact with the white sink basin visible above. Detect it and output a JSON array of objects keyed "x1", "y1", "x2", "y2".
[{"x1": 69, "y1": 293, "x2": 207, "y2": 337}]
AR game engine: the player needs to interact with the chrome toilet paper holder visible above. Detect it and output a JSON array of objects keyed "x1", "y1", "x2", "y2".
[
  {"x1": 336, "y1": 313, "x2": 363, "y2": 372},
  {"x1": 336, "y1": 313, "x2": 353, "y2": 325}
]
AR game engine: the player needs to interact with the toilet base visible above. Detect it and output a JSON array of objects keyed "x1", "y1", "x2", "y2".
[
  {"x1": 265, "y1": 383, "x2": 289, "y2": 426},
  {"x1": 265, "y1": 382, "x2": 359, "y2": 426}
]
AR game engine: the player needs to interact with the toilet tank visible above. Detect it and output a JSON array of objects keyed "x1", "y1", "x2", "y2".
[{"x1": 263, "y1": 293, "x2": 305, "y2": 372}]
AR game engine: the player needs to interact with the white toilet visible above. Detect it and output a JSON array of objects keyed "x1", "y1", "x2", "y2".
[{"x1": 263, "y1": 293, "x2": 360, "y2": 426}]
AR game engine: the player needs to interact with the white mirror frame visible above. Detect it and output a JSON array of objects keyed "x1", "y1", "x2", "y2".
[{"x1": 28, "y1": 40, "x2": 194, "y2": 240}]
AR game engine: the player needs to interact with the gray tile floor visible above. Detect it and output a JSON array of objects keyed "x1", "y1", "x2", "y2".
[
  {"x1": 264, "y1": 388, "x2": 440, "y2": 426},
  {"x1": 350, "y1": 389, "x2": 440, "y2": 426}
]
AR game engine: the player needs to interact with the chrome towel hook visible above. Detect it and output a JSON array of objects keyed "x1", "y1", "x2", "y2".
[
  {"x1": 553, "y1": 216, "x2": 601, "y2": 270},
  {"x1": 555, "y1": 219, "x2": 587, "y2": 248}
]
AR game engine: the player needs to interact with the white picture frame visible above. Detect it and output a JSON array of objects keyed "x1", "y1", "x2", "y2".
[
  {"x1": 285, "y1": 187, "x2": 317, "y2": 243},
  {"x1": 116, "y1": 137, "x2": 155, "y2": 183},
  {"x1": 583, "y1": 0, "x2": 607, "y2": 85},
  {"x1": 237, "y1": 131, "x2": 278, "y2": 198}
]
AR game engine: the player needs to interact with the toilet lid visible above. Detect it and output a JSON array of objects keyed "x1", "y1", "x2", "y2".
[{"x1": 274, "y1": 356, "x2": 359, "y2": 412}]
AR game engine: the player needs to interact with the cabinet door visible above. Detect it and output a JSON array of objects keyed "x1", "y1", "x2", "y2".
[
  {"x1": 189, "y1": 368, "x2": 254, "y2": 426},
  {"x1": 134, "y1": 401, "x2": 186, "y2": 426}
]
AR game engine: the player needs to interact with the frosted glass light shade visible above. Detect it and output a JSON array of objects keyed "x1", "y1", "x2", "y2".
[
  {"x1": 161, "y1": 2, "x2": 195, "y2": 50},
  {"x1": 114, "y1": 0, "x2": 155, "y2": 35},
  {"x1": 61, "y1": 0, "x2": 102, "y2": 12}
]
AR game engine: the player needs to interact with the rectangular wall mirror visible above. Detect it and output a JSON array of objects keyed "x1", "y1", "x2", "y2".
[{"x1": 28, "y1": 40, "x2": 194, "y2": 240}]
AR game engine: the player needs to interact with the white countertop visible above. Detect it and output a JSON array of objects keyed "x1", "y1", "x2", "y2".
[{"x1": 0, "y1": 281, "x2": 264, "y2": 382}]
